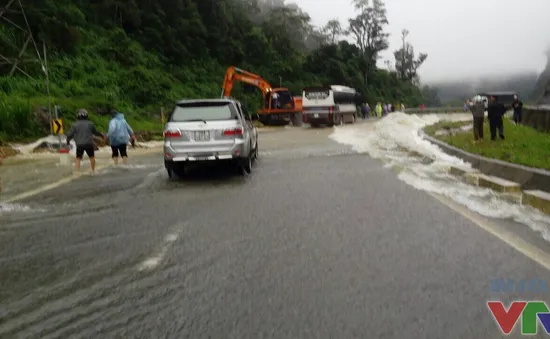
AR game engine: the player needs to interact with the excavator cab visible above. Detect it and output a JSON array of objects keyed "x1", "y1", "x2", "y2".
[{"x1": 265, "y1": 90, "x2": 294, "y2": 110}]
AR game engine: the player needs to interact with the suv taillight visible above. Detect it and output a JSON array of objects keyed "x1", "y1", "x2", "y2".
[
  {"x1": 223, "y1": 128, "x2": 243, "y2": 136},
  {"x1": 163, "y1": 130, "x2": 181, "y2": 139},
  {"x1": 329, "y1": 106, "x2": 333, "y2": 114}
]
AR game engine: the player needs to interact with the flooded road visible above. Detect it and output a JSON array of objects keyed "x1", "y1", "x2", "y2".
[
  {"x1": 331, "y1": 113, "x2": 550, "y2": 241},
  {"x1": 2, "y1": 118, "x2": 550, "y2": 338}
]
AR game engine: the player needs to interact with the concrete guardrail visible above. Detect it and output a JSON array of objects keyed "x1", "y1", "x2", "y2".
[
  {"x1": 405, "y1": 107, "x2": 464, "y2": 114},
  {"x1": 522, "y1": 105, "x2": 550, "y2": 132},
  {"x1": 419, "y1": 128, "x2": 550, "y2": 214}
]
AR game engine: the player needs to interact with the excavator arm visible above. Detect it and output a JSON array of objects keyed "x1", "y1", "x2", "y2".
[{"x1": 221, "y1": 66, "x2": 274, "y2": 98}]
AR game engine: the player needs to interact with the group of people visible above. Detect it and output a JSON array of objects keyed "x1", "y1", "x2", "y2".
[
  {"x1": 468, "y1": 94, "x2": 523, "y2": 143},
  {"x1": 65, "y1": 109, "x2": 135, "y2": 173},
  {"x1": 360, "y1": 102, "x2": 405, "y2": 118}
]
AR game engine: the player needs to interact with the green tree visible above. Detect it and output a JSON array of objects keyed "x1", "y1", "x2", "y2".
[
  {"x1": 0, "y1": 0, "x2": 429, "y2": 141},
  {"x1": 393, "y1": 29, "x2": 427, "y2": 82},
  {"x1": 323, "y1": 19, "x2": 342, "y2": 45},
  {"x1": 347, "y1": 0, "x2": 390, "y2": 86}
]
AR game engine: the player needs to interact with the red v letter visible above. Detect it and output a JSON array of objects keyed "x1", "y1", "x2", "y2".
[{"x1": 487, "y1": 301, "x2": 527, "y2": 334}]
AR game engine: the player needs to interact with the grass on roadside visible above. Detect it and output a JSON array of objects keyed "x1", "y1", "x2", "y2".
[
  {"x1": 425, "y1": 118, "x2": 550, "y2": 170},
  {"x1": 423, "y1": 121, "x2": 471, "y2": 136}
]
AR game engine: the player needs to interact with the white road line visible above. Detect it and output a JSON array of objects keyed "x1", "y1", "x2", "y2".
[
  {"x1": 1, "y1": 148, "x2": 162, "y2": 203},
  {"x1": 2, "y1": 163, "x2": 113, "y2": 203},
  {"x1": 136, "y1": 222, "x2": 187, "y2": 271},
  {"x1": 430, "y1": 192, "x2": 550, "y2": 271}
]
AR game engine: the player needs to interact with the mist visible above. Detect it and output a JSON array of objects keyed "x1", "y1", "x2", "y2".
[
  {"x1": 236, "y1": 0, "x2": 325, "y2": 51},
  {"x1": 427, "y1": 46, "x2": 550, "y2": 104},
  {"x1": 233, "y1": 0, "x2": 550, "y2": 104}
]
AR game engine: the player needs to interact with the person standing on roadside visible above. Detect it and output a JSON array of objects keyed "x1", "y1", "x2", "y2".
[
  {"x1": 106, "y1": 111, "x2": 135, "y2": 166},
  {"x1": 361, "y1": 103, "x2": 368, "y2": 118},
  {"x1": 511, "y1": 94, "x2": 523, "y2": 125},
  {"x1": 375, "y1": 102, "x2": 382, "y2": 117},
  {"x1": 470, "y1": 95, "x2": 485, "y2": 143},
  {"x1": 66, "y1": 109, "x2": 104, "y2": 174},
  {"x1": 487, "y1": 96, "x2": 506, "y2": 140}
]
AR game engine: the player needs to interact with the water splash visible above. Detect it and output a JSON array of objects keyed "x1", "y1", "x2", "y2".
[
  {"x1": 0, "y1": 203, "x2": 45, "y2": 214},
  {"x1": 12, "y1": 137, "x2": 163, "y2": 157},
  {"x1": 330, "y1": 112, "x2": 550, "y2": 241}
]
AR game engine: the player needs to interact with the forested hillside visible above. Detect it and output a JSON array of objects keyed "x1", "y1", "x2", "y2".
[{"x1": 0, "y1": 0, "x2": 428, "y2": 141}]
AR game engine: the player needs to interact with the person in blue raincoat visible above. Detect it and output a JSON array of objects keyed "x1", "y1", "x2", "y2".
[{"x1": 106, "y1": 111, "x2": 135, "y2": 165}]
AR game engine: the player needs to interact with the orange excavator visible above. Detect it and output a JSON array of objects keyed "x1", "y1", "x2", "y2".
[{"x1": 221, "y1": 66, "x2": 302, "y2": 126}]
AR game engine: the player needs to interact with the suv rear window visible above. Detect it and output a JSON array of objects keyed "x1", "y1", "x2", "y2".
[{"x1": 170, "y1": 102, "x2": 238, "y2": 121}]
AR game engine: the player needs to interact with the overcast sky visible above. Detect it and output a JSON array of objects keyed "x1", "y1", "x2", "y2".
[{"x1": 294, "y1": 0, "x2": 550, "y2": 83}]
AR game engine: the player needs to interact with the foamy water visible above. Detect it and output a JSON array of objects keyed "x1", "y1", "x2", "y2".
[
  {"x1": 11, "y1": 137, "x2": 162, "y2": 157},
  {"x1": 0, "y1": 203, "x2": 45, "y2": 214},
  {"x1": 330, "y1": 112, "x2": 550, "y2": 241}
]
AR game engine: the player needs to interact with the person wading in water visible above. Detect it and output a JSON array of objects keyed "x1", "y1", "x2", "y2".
[
  {"x1": 106, "y1": 111, "x2": 135, "y2": 166},
  {"x1": 66, "y1": 109, "x2": 104, "y2": 174}
]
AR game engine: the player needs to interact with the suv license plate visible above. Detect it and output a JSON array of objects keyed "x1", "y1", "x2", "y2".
[
  {"x1": 314, "y1": 113, "x2": 319, "y2": 118},
  {"x1": 194, "y1": 131, "x2": 210, "y2": 141}
]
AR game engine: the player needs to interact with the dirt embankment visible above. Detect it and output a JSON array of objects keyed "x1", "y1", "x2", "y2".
[{"x1": 0, "y1": 145, "x2": 19, "y2": 163}]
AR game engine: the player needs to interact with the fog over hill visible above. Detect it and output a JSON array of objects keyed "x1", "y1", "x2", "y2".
[
  {"x1": 425, "y1": 46, "x2": 550, "y2": 104},
  {"x1": 425, "y1": 72, "x2": 540, "y2": 104}
]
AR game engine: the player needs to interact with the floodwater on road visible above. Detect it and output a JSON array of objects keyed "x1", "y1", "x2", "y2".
[
  {"x1": 2, "y1": 116, "x2": 550, "y2": 338},
  {"x1": 330, "y1": 113, "x2": 550, "y2": 242}
]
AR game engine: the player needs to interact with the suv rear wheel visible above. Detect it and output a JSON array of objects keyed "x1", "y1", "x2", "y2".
[
  {"x1": 235, "y1": 157, "x2": 252, "y2": 175},
  {"x1": 173, "y1": 167, "x2": 186, "y2": 178},
  {"x1": 252, "y1": 140, "x2": 259, "y2": 161},
  {"x1": 237, "y1": 146, "x2": 253, "y2": 175},
  {"x1": 243, "y1": 155, "x2": 252, "y2": 174},
  {"x1": 166, "y1": 160, "x2": 185, "y2": 179}
]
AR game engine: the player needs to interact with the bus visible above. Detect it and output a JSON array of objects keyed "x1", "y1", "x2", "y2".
[{"x1": 301, "y1": 85, "x2": 360, "y2": 127}]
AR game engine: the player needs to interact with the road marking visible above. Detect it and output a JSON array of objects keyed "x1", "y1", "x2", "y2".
[
  {"x1": 1, "y1": 163, "x2": 113, "y2": 203},
  {"x1": 1, "y1": 147, "x2": 163, "y2": 203},
  {"x1": 430, "y1": 192, "x2": 550, "y2": 271},
  {"x1": 136, "y1": 222, "x2": 187, "y2": 271}
]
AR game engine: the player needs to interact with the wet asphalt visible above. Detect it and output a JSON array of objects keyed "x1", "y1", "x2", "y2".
[{"x1": 1, "y1": 123, "x2": 550, "y2": 338}]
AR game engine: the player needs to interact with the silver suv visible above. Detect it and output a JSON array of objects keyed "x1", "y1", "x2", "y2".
[{"x1": 163, "y1": 98, "x2": 258, "y2": 177}]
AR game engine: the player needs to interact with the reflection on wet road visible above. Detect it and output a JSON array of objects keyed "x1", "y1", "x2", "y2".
[{"x1": 2, "y1": 120, "x2": 550, "y2": 338}]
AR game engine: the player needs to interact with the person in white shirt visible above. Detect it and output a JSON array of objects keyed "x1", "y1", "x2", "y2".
[{"x1": 271, "y1": 92, "x2": 280, "y2": 109}]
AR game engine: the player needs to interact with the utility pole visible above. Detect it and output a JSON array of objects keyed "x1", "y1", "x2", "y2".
[
  {"x1": 1, "y1": 0, "x2": 49, "y2": 133},
  {"x1": 0, "y1": 0, "x2": 42, "y2": 78},
  {"x1": 43, "y1": 42, "x2": 52, "y2": 135}
]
